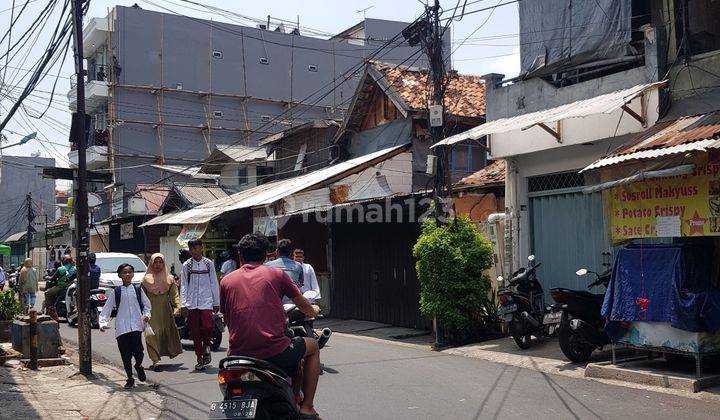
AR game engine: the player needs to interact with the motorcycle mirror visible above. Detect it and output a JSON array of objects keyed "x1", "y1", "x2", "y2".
[
  {"x1": 576, "y1": 268, "x2": 588, "y2": 276},
  {"x1": 496, "y1": 276, "x2": 504, "y2": 284},
  {"x1": 527, "y1": 255, "x2": 535, "y2": 262},
  {"x1": 303, "y1": 290, "x2": 319, "y2": 300}
]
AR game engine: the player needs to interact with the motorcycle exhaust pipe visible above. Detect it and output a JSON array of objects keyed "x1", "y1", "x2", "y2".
[
  {"x1": 318, "y1": 328, "x2": 332, "y2": 349},
  {"x1": 521, "y1": 311, "x2": 540, "y2": 329},
  {"x1": 569, "y1": 319, "x2": 610, "y2": 346}
]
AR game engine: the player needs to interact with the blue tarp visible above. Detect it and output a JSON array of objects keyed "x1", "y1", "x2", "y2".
[{"x1": 602, "y1": 243, "x2": 720, "y2": 333}]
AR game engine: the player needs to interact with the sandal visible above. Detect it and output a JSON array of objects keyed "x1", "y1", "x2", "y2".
[{"x1": 194, "y1": 363, "x2": 206, "y2": 371}]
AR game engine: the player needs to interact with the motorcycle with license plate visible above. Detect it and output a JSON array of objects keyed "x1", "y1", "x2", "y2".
[
  {"x1": 209, "y1": 290, "x2": 330, "y2": 420},
  {"x1": 550, "y1": 268, "x2": 612, "y2": 362},
  {"x1": 497, "y1": 255, "x2": 562, "y2": 349}
]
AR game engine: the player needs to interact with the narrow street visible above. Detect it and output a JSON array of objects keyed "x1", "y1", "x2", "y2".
[{"x1": 43, "y1": 294, "x2": 719, "y2": 420}]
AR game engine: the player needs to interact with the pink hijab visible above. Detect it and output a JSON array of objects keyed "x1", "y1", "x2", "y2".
[{"x1": 142, "y1": 253, "x2": 173, "y2": 295}]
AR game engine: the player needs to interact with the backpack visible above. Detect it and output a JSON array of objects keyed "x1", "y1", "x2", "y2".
[
  {"x1": 183, "y1": 258, "x2": 214, "y2": 283},
  {"x1": 114, "y1": 284, "x2": 144, "y2": 313}
]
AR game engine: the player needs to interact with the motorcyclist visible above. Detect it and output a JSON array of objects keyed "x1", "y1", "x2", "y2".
[{"x1": 45, "y1": 256, "x2": 77, "y2": 320}]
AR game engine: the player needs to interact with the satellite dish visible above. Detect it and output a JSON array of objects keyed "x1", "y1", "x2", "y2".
[{"x1": 88, "y1": 193, "x2": 102, "y2": 208}]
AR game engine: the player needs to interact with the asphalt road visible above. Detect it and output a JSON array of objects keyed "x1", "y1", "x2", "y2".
[{"x1": 39, "y1": 293, "x2": 719, "y2": 420}]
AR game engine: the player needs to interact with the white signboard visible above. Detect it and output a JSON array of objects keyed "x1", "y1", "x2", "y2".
[
  {"x1": 112, "y1": 189, "x2": 124, "y2": 216},
  {"x1": 120, "y1": 222, "x2": 134, "y2": 240},
  {"x1": 656, "y1": 216, "x2": 681, "y2": 237},
  {"x1": 253, "y1": 216, "x2": 278, "y2": 237}
]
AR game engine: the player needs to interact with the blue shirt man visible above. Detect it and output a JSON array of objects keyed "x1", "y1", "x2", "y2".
[{"x1": 265, "y1": 239, "x2": 304, "y2": 288}]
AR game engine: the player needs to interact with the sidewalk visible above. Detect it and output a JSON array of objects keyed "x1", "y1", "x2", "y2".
[
  {"x1": 0, "y1": 343, "x2": 163, "y2": 420},
  {"x1": 315, "y1": 318, "x2": 433, "y2": 348}
]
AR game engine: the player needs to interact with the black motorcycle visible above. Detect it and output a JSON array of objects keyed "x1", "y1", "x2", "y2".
[
  {"x1": 66, "y1": 282, "x2": 107, "y2": 329},
  {"x1": 550, "y1": 268, "x2": 611, "y2": 363},
  {"x1": 497, "y1": 255, "x2": 561, "y2": 349},
  {"x1": 209, "y1": 290, "x2": 329, "y2": 420},
  {"x1": 284, "y1": 299, "x2": 332, "y2": 350},
  {"x1": 176, "y1": 312, "x2": 224, "y2": 351}
]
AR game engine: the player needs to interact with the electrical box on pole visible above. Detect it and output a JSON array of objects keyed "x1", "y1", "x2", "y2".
[{"x1": 429, "y1": 105, "x2": 443, "y2": 127}]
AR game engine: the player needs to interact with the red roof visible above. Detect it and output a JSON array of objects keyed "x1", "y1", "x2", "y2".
[
  {"x1": 135, "y1": 184, "x2": 170, "y2": 213},
  {"x1": 457, "y1": 160, "x2": 505, "y2": 187},
  {"x1": 614, "y1": 111, "x2": 720, "y2": 156}
]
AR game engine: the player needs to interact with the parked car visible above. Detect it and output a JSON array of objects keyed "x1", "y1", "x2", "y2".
[{"x1": 95, "y1": 252, "x2": 148, "y2": 288}]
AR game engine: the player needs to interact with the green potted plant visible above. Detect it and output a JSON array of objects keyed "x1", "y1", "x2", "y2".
[{"x1": 0, "y1": 289, "x2": 22, "y2": 342}]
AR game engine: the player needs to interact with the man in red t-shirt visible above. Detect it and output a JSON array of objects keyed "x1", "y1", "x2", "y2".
[{"x1": 220, "y1": 233, "x2": 321, "y2": 419}]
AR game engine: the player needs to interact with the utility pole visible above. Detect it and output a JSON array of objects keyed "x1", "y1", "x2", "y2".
[
  {"x1": 71, "y1": 0, "x2": 92, "y2": 376},
  {"x1": 25, "y1": 193, "x2": 33, "y2": 257},
  {"x1": 405, "y1": 0, "x2": 450, "y2": 219}
]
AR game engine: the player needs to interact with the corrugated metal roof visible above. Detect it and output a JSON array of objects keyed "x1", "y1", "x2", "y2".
[
  {"x1": 582, "y1": 110, "x2": 720, "y2": 171},
  {"x1": 433, "y1": 81, "x2": 667, "y2": 148},
  {"x1": 258, "y1": 120, "x2": 339, "y2": 146},
  {"x1": 135, "y1": 184, "x2": 170, "y2": 213},
  {"x1": 175, "y1": 184, "x2": 230, "y2": 206},
  {"x1": 152, "y1": 164, "x2": 219, "y2": 180},
  {"x1": 4, "y1": 231, "x2": 27, "y2": 242},
  {"x1": 215, "y1": 145, "x2": 267, "y2": 163},
  {"x1": 140, "y1": 144, "x2": 409, "y2": 226}
]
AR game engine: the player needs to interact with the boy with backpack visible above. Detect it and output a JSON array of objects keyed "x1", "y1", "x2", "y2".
[{"x1": 99, "y1": 263, "x2": 152, "y2": 389}]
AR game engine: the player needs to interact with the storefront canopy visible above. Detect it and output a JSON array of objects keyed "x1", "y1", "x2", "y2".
[
  {"x1": 432, "y1": 81, "x2": 666, "y2": 148},
  {"x1": 0, "y1": 244, "x2": 11, "y2": 256},
  {"x1": 140, "y1": 144, "x2": 409, "y2": 227}
]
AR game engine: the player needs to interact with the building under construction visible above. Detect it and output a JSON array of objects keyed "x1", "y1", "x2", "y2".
[{"x1": 67, "y1": 5, "x2": 438, "y2": 221}]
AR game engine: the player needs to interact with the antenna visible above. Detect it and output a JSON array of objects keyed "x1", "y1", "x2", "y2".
[{"x1": 357, "y1": 6, "x2": 374, "y2": 18}]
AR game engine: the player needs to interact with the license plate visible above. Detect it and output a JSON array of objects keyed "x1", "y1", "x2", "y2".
[
  {"x1": 543, "y1": 312, "x2": 562, "y2": 325},
  {"x1": 208, "y1": 399, "x2": 258, "y2": 419},
  {"x1": 497, "y1": 304, "x2": 517, "y2": 316}
]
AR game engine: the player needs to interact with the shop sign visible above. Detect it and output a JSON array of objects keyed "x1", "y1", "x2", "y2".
[
  {"x1": 176, "y1": 223, "x2": 208, "y2": 248},
  {"x1": 609, "y1": 159, "x2": 720, "y2": 241}
]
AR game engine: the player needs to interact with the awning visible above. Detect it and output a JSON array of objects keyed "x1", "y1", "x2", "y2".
[
  {"x1": 140, "y1": 144, "x2": 410, "y2": 227},
  {"x1": 3, "y1": 231, "x2": 27, "y2": 243},
  {"x1": 582, "y1": 110, "x2": 720, "y2": 171},
  {"x1": 0, "y1": 244, "x2": 10, "y2": 256},
  {"x1": 432, "y1": 81, "x2": 666, "y2": 148}
]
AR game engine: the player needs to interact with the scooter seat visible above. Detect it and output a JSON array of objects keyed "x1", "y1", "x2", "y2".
[
  {"x1": 89, "y1": 289, "x2": 105, "y2": 294},
  {"x1": 219, "y1": 356, "x2": 288, "y2": 379}
]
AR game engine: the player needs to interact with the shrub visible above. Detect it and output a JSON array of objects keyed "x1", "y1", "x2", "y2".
[
  {"x1": 0, "y1": 289, "x2": 22, "y2": 321},
  {"x1": 413, "y1": 216, "x2": 496, "y2": 345}
]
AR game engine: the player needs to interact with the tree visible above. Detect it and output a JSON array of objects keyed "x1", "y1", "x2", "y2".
[{"x1": 413, "y1": 216, "x2": 495, "y2": 345}]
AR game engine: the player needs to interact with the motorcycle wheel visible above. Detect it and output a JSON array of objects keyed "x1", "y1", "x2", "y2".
[
  {"x1": 510, "y1": 317, "x2": 532, "y2": 349},
  {"x1": 68, "y1": 314, "x2": 78, "y2": 327},
  {"x1": 558, "y1": 320, "x2": 594, "y2": 363},
  {"x1": 210, "y1": 330, "x2": 222, "y2": 351}
]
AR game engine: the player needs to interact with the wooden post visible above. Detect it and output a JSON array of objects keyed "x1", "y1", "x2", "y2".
[{"x1": 28, "y1": 309, "x2": 38, "y2": 370}]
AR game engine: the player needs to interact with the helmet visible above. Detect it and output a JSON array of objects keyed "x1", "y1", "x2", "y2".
[
  {"x1": 178, "y1": 248, "x2": 191, "y2": 264},
  {"x1": 62, "y1": 255, "x2": 73, "y2": 264},
  {"x1": 88, "y1": 253, "x2": 96, "y2": 264}
]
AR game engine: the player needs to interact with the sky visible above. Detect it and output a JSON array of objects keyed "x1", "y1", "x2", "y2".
[{"x1": 0, "y1": 0, "x2": 520, "y2": 190}]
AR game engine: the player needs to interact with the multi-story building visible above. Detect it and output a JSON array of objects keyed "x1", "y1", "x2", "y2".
[{"x1": 68, "y1": 5, "x2": 443, "y2": 221}]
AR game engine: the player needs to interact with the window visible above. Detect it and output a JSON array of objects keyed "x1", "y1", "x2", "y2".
[
  {"x1": 237, "y1": 166, "x2": 248, "y2": 185},
  {"x1": 213, "y1": 110, "x2": 223, "y2": 118},
  {"x1": 528, "y1": 172, "x2": 585, "y2": 193},
  {"x1": 451, "y1": 143, "x2": 486, "y2": 174},
  {"x1": 256, "y1": 166, "x2": 273, "y2": 185},
  {"x1": 259, "y1": 57, "x2": 269, "y2": 65},
  {"x1": 308, "y1": 65, "x2": 318, "y2": 72},
  {"x1": 212, "y1": 50, "x2": 223, "y2": 59},
  {"x1": 261, "y1": 115, "x2": 272, "y2": 122}
]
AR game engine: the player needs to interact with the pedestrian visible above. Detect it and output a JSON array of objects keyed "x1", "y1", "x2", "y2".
[
  {"x1": 219, "y1": 250, "x2": 237, "y2": 279},
  {"x1": 292, "y1": 249, "x2": 321, "y2": 302},
  {"x1": 99, "y1": 263, "x2": 152, "y2": 389},
  {"x1": 180, "y1": 239, "x2": 220, "y2": 371},
  {"x1": 0, "y1": 264, "x2": 5, "y2": 291},
  {"x1": 142, "y1": 253, "x2": 182, "y2": 371},
  {"x1": 221, "y1": 233, "x2": 322, "y2": 419},
  {"x1": 18, "y1": 258, "x2": 38, "y2": 313},
  {"x1": 265, "y1": 239, "x2": 305, "y2": 300}
]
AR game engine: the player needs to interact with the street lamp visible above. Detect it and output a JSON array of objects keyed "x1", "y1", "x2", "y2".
[{"x1": 0, "y1": 132, "x2": 37, "y2": 150}]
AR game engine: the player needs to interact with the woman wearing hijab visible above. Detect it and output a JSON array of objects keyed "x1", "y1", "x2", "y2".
[{"x1": 141, "y1": 253, "x2": 182, "y2": 371}]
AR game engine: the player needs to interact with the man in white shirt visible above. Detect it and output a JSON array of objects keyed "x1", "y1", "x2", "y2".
[
  {"x1": 180, "y1": 239, "x2": 220, "y2": 371},
  {"x1": 99, "y1": 263, "x2": 152, "y2": 389},
  {"x1": 293, "y1": 249, "x2": 321, "y2": 302}
]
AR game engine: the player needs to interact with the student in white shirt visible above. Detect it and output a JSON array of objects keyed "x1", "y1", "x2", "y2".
[
  {"x1": 292, "y1": 249, "x2": 321, "y2": 302},
  {"x1": 180, "y1": 239, "x2": 220, "y2": 371},
  {"x1": 100, "y1": 263, "x2": 152, "y2": 389}
]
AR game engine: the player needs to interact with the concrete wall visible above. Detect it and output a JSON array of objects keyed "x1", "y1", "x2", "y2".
[
  {"x1": 106, "y1": 6, "x2": 430, "y2": 188},
  {"x1": 0, "y1": 156, "x2": 56, "y2": 242}
]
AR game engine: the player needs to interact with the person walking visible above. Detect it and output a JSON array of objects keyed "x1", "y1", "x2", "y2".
[
  {"x1": 99, "y1": 263, "x2": 152, "y2": 389},
  {"x1": 0, "y1": 264, "x2": 5, "y2": 291},
  {"x1": 142, "y1": 253, "x2": 182, "y2": 371},
  {"x1": 180, "y1": 239, "x2": 220, "y2": 371},
  {"x1": 18, "y1": 258, "x2": 38, "y2": 313}
]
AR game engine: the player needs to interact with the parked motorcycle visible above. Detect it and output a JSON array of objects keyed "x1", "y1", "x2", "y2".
[
  {"x1": 7, "y1": 266, "x2": 19, "y2": 293},
  {"x1": 66, "y1": 282, "x2": 107, "y2": 329},
  {"x1": 550, "y1": 268, "x2": 612, "y2": 362},
  {"x1": 497, "y1": 255, "x2": 562, "y2": 349},
  {"x1": 176, "y1": 311, "x2": 224, "y2": 351},
  {"x1": 209, "y1": 290, "x2": 329, "y2": 420}
]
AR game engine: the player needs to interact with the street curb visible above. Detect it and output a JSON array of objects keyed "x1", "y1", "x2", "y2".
[{"x1": 333, "y1": 332, "x2": 433, "y2": 352}]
